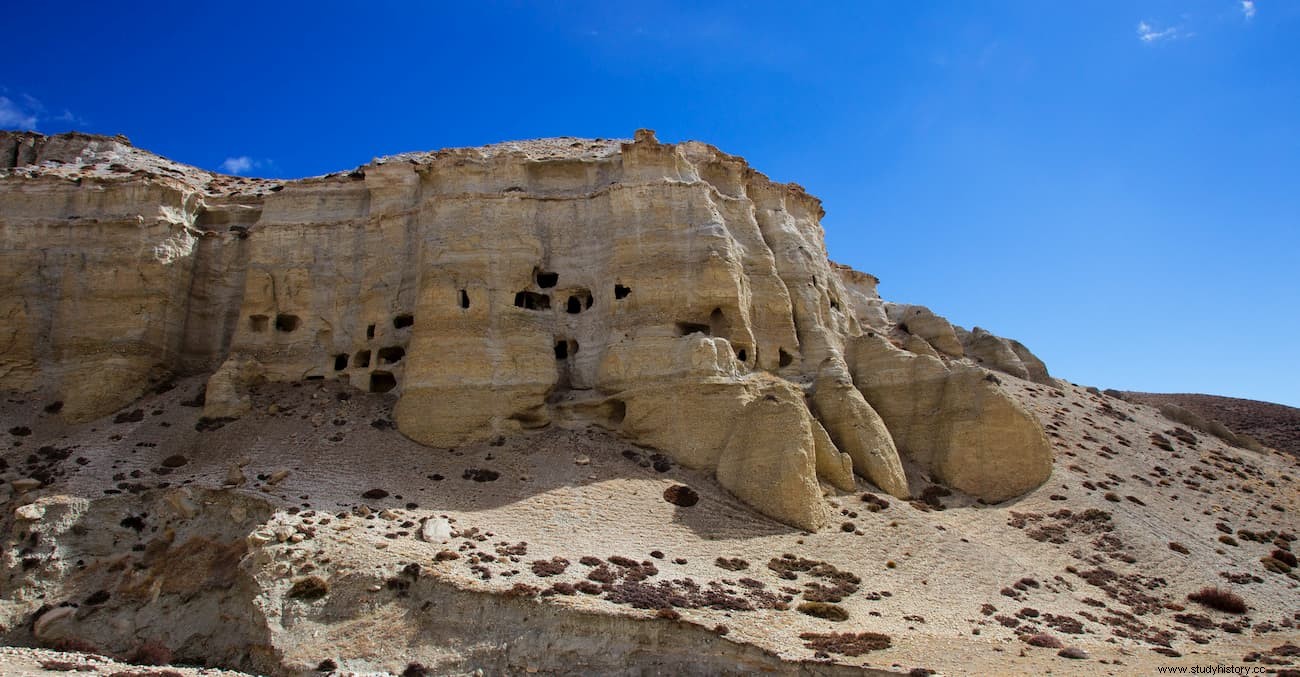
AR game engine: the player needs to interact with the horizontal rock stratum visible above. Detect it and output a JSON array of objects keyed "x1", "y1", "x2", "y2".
[{"x1": 0, "y1": 129, "x2": 1055, "y2": 528}]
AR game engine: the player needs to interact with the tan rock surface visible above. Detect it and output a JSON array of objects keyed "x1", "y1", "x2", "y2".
[
  {"x1": 1, "y1": 129, "x2": 1059, "y2": 530},
  {"x1": 847, "y1": 333, "x2": 1053, "y2": 502}
]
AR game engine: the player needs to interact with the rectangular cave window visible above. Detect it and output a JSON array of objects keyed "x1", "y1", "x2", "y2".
[
  {"x1": 275, "y1": 314, "x2": 300, "y2": 332},
  {"x1": 366, "y1": 324, "x2": 376, "y2": 339},
  {"x1": 566, "y1": 295, "x2": 582, "y2": 314},
  {"x1": 615, "y1": 284, "x2": 630, "y2": 299},
  {"x1": 514, "y1": 291, "x2": 551, "y2": 310},
  {"x1": 377, "y1": 346, "x2": 405, "y2": 364},
  {"x1": 353, "y1": 350, "x2": 371, "y2": 368},
  {"x1": 676, "y1": 322, "x2": 711, "y2": 336},
  {"x1": 393, "y1": 314, "x2": 414, "y2": 329},
  {"x1": 369, "y1": 371, "x2": 397, "y2": 393},
  {"x1": 536, "y1": 271, "x2": 559, "y2": 288},
  {"x1": 249, "y1": 315, "x2": 269, "y2": 332},
  {"x1": 554, "y1": 340, "x2": 568, "y2": 359},
  {"x1": 333, "y1": 354, "x2": 348, "y2": 371},
  {"x1": 458, "y1": 289, "x2": 470, "y2": 309}
]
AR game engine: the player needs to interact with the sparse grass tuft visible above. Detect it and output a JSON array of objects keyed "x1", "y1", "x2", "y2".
[{"x1": 1187, "y1": 587, "x2": 1247, "y2": 614}]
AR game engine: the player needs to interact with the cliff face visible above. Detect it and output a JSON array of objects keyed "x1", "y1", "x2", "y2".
[{"x1": 0, "y1": 129, "x2": 1054, "y2": 529}]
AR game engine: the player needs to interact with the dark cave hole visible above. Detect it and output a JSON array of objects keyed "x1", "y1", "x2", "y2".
[
  {"x1": 274, "y1": 314, "x2": 300, "y2": 332},
  {"x1": 249, "y1": 315, "x2": 269, "y2": 332},
  {"x1": 677, "y1": 322, "x2": 711, "y2": 336},
  {"x1": 778, "y1": 348, "x2": 794, "y2": 368},
  {"x1": 458, "y1": 289, "x2": 470, "y2": 309},
  {"x1": 333, "y1": 354, "x2": 348, "y2": 371},
  {"x1": 554, "y1": 339, "x2": 579, "y2": 360},
  {"x1": 369, "y1": 371, "x2": 397, "y2": 393},
  {"x1": 353, "y1": 350, "x2": 371, "y2": 369},
  {"x1": 736, "y1": 348, "x2": 747, "y2": 362},
  {"x1": 366, "y1": 324, "x2": 376, "y2": 339},
  {"x1": 514, "y1": 291, "x2": 551, "y2": 310},
  {"x1": 393, "y1": 314, "x2": 414, "y2": 329},
  {"x1": 536, "y1": 271, "x2": 559, "y2": 288},
  {"x1": 378, "y1": 346, "x2": 406, "y2": 364},
  {"x1": 615, "y1": 284, "x2": 630, "y2": 299}
]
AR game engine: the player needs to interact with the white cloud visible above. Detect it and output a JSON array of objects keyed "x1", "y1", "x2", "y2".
[
  {"x1": 220, "y1": 156, "x2": 256, "y2": 174},
  {"x1": 0, "y1": 95, "x2": 39, "y2": 130},
  {"x1": 1137, "y1": 21, "x2": 1181, "y2": 43},
  {"x1": 1241, "y1": 1, "x2": 1256, "y2": 19}
]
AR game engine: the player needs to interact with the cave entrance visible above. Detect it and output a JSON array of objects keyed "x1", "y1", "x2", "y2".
[
  {"x1": 514, "y1": 291, "x2": 551, "y2": 310},
  {"x1": 676, "y1": 322, "x2": 710, "y2": 336},
  {"x1": 274, "y1": 314, "x2": 300, "y2": 332},
  {"x1": 369, "y1": 371, "x2": 397, "y2": 393}
]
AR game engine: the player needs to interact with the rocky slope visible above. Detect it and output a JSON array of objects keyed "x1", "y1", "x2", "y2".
[
  {"x1": 1125, "y1": 392, "x2": 1300, "y2": 460},
  {"x1": 2, "y1": 130, "x2": 1297, "y2": 676}
]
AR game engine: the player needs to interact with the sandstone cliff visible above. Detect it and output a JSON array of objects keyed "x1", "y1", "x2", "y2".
[{"x1": 0, "y1": 129, "x2": 1054, "y2": 529}]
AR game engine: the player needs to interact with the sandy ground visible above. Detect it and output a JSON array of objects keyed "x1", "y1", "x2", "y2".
[{"x1": 2, "y1": 373, "x2": 1298, "y2": 675}]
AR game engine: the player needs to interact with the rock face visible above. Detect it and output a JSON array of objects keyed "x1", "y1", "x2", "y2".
[
  {"x1": 0, "y1": 128, "x2": 1056, "y2": 529},
  {"x1": 847, "y1": 332, "x2": 1053, "y2": 502}
]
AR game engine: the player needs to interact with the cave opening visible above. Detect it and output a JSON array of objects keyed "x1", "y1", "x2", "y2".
[
  {"x1": 333, "y1": 354, "x2": 348, "y2": 371},
  {"x1": 778, "y1": 348, "x2": 794, "y2": 368},
  {"x1": 614, "y1": 284, "x2": 631, "y2": 299},
  {"x1": 249, "y1": 315, "x2": 269, "y2": 332},
  {"x1": 514, "y1": 291, "x2": 551, "y2": 310},
  {"x1": 366, "y1": 324, "x2": 376, "y2": 339},
  {"x1": 393, "y1": 314, "x2": 414, "y2": 329},
  {"x1": 369, "y1": 371, "x2": 397, "y2": 393},
  {"x1": 566, "y1": 296, "x2": 581, "y2": 314},
  {"x1": 677, "y1": 322, "x2": 711, "y2": 336},
  {"x1": 377, "y1": 346, "x2": 405, "y2": 364},
  {"x1": 536, "y1": 271, "x2": 559, "y2": 288},
  {"x1": 353, "y1": 350, "x2": 371, "y2": 368},
  {"x1": 458, "y1": 289, "x2": 470, "y2": 309},
  {"x1": 736, "y1": 348, "x2": 747, "y2": 362},
  {"x1": 274, "y1": 314, "x2": 300, "y2": 332}
]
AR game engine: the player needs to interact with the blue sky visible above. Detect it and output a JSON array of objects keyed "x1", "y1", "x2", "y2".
[{"x1": 3, "y1": 2, "x2": 1297, "y2": 406}]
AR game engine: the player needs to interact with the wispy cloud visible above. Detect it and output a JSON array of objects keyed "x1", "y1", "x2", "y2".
[
  {"x1": 0, "y1": 95, "x2": 39, "y2": 130},
  {"x1": 1137, "y1": 21, "x2": 1184, "y2": 43},
  {"x1": 0, "y1": 91, "x2": 84, "y2": 130},
  {"x1": 220, "y1": 156, "x2": 256, "y2": 174},
  {"x1": 1240, "y1": 0, "x2": 1256, "y2": 19}
]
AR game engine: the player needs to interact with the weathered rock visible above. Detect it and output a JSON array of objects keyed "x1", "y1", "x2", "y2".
[
  {"x1": 420, "y1": 517, "x2": 453, "y2": 544},
  {"x1": 831, "y1": 262, "x2": 889, "y2": 329},
  {"x1": 715, "y1": 380, "x2": 830, "y2": 531},
  {"x1": 0, "y1": 129, "x2": 1056, "y2": 529},
  {"x1": 10, "y1": 478, "x2": 42, "y2": 494},
  {"x1": 888, "y1": 304, "x2": 964, "y2": 357},
  {"x1": 811, "y1": 418, "x2": 856, "y2": 493},
  {"x1": 962, "y1": 327, "x2": 1031, "y2": 381},
  {"x1": 809, "y1": 358, "x2": 909, "y2": 498},
  {"x1": 959, "y1": 327, "x2": 1055, "y2": 387},
  {"x1": 846, "y1": 333, "x2": 1052, "y2": 502},
  {"x1": 203, "y1": 355, "x2": 264, "y2": 420}
]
